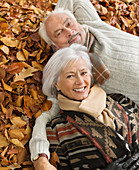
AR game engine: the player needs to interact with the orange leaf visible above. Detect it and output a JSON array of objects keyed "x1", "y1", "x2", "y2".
[
  {"x1": 7, "y1": 62, "x2": 24, "y2": 74},
  {"x1": 50, "y1": 151, "x2": 60, "y2": 168},
  {"x1": 41, "y1": 100, "x2": 52, "y2": 111},
  {"x1": 1, "y1": 79, "x2": 13, "y2": 92}
]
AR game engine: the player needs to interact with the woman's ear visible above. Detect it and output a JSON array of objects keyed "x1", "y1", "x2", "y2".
[{"x1": 55, "y1": 82, "x2": 60, "y2": 91}]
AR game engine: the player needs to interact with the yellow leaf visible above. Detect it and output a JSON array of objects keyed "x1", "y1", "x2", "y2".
[
  {"x1": 0, "y1": 134, "x2": 9, "y2": 148},
  {"x1": 0, "y1": 45, "x2": 9, "y2": 55},
  {"x1": 0, "y1": 37, "x2": 19, "y2": 47},
  {"x1": 0, "y1": 103, "x2": 7, "y2": 114},
  {"x1": 14, "y1": 67, "x2": 38, "y2": 82},
  {"x1": 15, "y1": 96, "x2": 23, "y2": 107},
  {"x1": 10, "y1": 116, "x2": 26, "y2": 128},
  {"x1": 16, "y1": 51, "x2": 26, "y2": 61},
  {"x1": 31, "y1": 88, "x2": 38, "y2": 100},
  {"x1": 9, "y1": 129, "x2": 24, "y2": 140},
  {"x1": 2, "y1": 79, "x2": 13, "y2": 92},
  {"x1": 32, "y1": 61, "x2": 43, "y2": 71},
  {"x1": 10, "y1": 139, "x2": 24, "y2": 148},
  {"x1": 22, "y1": 49, "x2": 29, "y2": 60}
]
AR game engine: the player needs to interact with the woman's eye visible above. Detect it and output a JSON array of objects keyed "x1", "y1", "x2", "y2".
[
  {"x1": 81, "y1": 72, "x2": 87, "y2": 75},
  {"x1": 67, "y1": 75, "x2": 73, "y2": 78}
]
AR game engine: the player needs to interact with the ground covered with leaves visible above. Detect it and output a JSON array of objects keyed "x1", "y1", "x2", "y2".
[{"x1": 0, "y1": 0, "x2": 138, "y2": 169}]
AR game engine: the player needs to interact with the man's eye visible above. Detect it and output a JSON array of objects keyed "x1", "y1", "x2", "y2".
[
  {"x1": 57, "y1": 31, "x2": 61, "y2": 37},
  {"x1": 66, "y1": 22, "x2": 71, "y2": 27}
]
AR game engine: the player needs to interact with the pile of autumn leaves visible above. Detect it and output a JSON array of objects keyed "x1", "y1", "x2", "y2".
[{"x1": 0, "y1": 0, "x2": 138, "y2": 169}]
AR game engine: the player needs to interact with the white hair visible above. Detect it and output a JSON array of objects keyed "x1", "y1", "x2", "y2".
[
  {"x1": 39, "y1": 8, "x2": 77, "y2": 46},
  {"x1": 42, "y1": 44, "x2": 94, "y2": 98}
]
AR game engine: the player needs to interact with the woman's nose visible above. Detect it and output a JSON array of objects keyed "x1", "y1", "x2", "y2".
[{"x1": 75, "y1": 75, "x2": 84, "y2": 85}]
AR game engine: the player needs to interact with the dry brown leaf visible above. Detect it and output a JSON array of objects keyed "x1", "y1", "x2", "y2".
[
  {"x1": 50, "y1": 151, "x2": 60, "y2": 168},
  {"x1": 0, "y1": 37, "x2": 19, "y2": 47},
  {"x1": 10, "y1": 116, "x2": 26, "y2": 128},
  {"x1": 1, "y1": 79, "x2": 13, "y2": 92},
  {"x1": 32, "y1": 61, "x2": 43, "y2": 71},
  {"x1": 10, "y1": 139, "x2": 24, "y2": 148},
  {"x1": 0, "y1": 67, "x2": 6, "y2": 80},
  {"x1": 9, "y1": 129, "x2": 24, "y2": 140},
  {"x1": 22, "y1": 49, "x2": 29, "y2": 60},
  {"x1": 16, "y1": 51, "x2": 26, "y2": 61},
  {"x1": 7, "y1": 148, "x2": 19, "y2": 155},
  {"x1": 7, "y1": 62, "x2": 24, "y2": 74},
  {"x1": 0, "y1": 45, "x2": 9, "y2": 55},
  {"x1": 0, "y1": 134, "x2": 9, "y2": 148},
  {"x1": 14, "y1": 67, "x2": 38, "y2": 82},
  {"x1": 41, "y1": 100, "x2": 52, "y2": 111},
  {"x1": 15, "y1": 96, "x2": 23, "y2": 107},
  {"x1": 30, "y1": 88, "x2": 38, "y2": 100}
]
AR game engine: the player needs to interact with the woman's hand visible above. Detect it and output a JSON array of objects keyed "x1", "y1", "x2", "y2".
[{"x1": 33, "y1": 157, "x2": 57, "y2": 170}]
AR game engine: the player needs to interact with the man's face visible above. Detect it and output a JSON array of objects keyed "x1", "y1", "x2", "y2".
[{"x1": 45, "y1": 13, "x2": 86, "y2": 50}]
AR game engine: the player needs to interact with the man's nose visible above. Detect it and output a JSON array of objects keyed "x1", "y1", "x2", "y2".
[{"x1": 64, "y1": 27, "x2": 74, "y2": 36}]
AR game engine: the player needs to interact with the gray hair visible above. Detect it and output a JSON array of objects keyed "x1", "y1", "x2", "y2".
[
  {"x1": 42, "y1": 44, "x2": 94, "y2": 98},
  {"x1": 39, "y1": 8, "x2": 77, "y2": 46}
]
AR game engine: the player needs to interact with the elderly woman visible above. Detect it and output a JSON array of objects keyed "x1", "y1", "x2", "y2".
[{"x1": 33, "y1": 44, "x2": 139, "y2": 170}]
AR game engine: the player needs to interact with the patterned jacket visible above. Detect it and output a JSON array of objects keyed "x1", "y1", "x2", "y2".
[{"x1": 46, "y1": 94, "x2": 139, "y2": 170}]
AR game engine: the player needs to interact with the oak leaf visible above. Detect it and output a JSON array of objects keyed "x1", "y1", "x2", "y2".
[{"x1": 14, "y1": 67, "x2": 38, "y2": 82}]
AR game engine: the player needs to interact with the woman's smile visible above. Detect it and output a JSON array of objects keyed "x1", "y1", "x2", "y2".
[{"x1": 55, "y1": 58, "x2": 91, "y2": 100}]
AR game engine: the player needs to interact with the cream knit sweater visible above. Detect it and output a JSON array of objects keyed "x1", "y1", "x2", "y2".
[{"x1": 29, "y1": 0, "x2": 139, "y2": 162}]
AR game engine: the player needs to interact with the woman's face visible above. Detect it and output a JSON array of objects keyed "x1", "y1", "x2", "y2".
[{"x1": 55, "y1": 58, "x2": 91, "y2": 100}]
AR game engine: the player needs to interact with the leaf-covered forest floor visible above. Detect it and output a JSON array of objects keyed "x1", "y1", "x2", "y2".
[{"x1": 0, "y1": 0, "x2": 138, "y2": 169}]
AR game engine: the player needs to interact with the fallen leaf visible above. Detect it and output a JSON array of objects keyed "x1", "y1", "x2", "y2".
[
  {"x1": 14, "y1": 67, "x2": 38, "y2": 82},
  {"x1": 7, "y1": 62, "x2": 24, "y2": 74},
  {"x1": 1, "y1": 79, "x2": 13, "y2": 92},
  {"x1": 10, "y1": 139, "x2": 24, "y2": 148},
  {"x1": 10, "y1": 116, "x2": 26, "y2": 128},
  {"x1": 0, "y1": 45, "x2": 9, "y2": 55},
  {"x1": 9, "y1": 129, "x2": 24, "y2": 140},
  {"x1": 0, "y1": 134, "x2": 9, "y2": 148},
  {"x1": 50, "y1": 151, "x2": 60, "y2": 168},
  {"x1": 0, "y1": 37, "x2": 19, "y2": 47}
]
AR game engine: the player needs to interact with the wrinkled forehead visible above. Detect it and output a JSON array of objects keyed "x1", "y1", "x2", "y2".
[{"x1": 46, "y1": 13, "x2": 73, "y2": 26}]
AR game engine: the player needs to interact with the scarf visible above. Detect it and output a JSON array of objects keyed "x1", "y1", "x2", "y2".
[
  {"x1": 58, "y1": 84, "x2": 115, "y2": 130},
  {"x1": 84, "y1": 30, "x2": 111, "y2": 85}
]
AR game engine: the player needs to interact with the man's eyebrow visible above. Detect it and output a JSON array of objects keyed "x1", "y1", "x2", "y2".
[{"x1": 54, "y1": 17, "x2": 70, "y2": 37}]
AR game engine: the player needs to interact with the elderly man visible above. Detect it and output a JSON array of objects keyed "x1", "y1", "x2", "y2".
[{"x1": 29, "y1": 0, "x2": 139, "y2": 169}]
